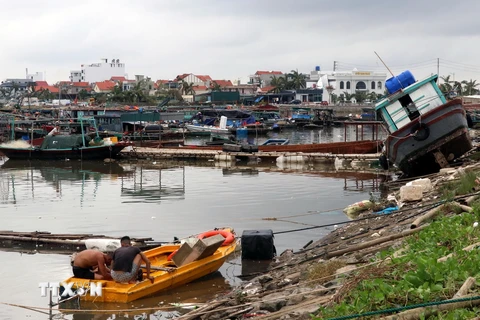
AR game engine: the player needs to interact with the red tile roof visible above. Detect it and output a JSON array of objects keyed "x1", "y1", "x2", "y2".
[
  {"x1": 34, "y1": 85, "x2": 59, "y2": 93},
  {"x1": 212, "y1": 80, "x2": 233, "y2": 87},
  {"x1": 193, "y1": 85, "x2": 208, "y2": 91},
  {"x1": 95, "y1": 80, "x2": 115, "y2": 91},
  {"x1": 110, "y1": 76, "x2": 127, "y2": 82},
  {"x1": 259, "y1": 86, "x2": 276, "y2": 92},
  {"x1": 175, "y1": 73, "x2": 190, "y2": 81},
  {"x1": 196, "y1": 75, "x2": 212, "y2": 82},
  {"x1": 72, "y1": 82, "x2": 90, "y2": 87},
  {"x1": 255, "y1": 71, "x2": 283, "y2": 75},
  {"x1": 35, "y1": 81, "x2": 49, "y2": 87}
]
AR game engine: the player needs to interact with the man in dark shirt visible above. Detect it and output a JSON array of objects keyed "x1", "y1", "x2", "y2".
[{"x1": 111, "y1": 236, "x2": 154, "y2": 284}]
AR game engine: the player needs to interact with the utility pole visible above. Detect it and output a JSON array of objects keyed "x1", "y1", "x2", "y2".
[
  {"x1": 437, "y1": 58, "x2": 439, "y2": 77},
  {"x1": 333, "y1": 61, "x2": 337, "y2": 72}
]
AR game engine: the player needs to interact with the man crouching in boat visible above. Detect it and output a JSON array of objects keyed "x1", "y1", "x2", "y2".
[
  {"x1": 111, "y1": 236, "x2": 154, "y2": 284},
  {"x1": 72, "y1": 249, "x2": 113, "y2": 280}
]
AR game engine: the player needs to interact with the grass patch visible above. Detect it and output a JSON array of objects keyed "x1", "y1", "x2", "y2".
[
  {"x1": 306, "y1": 260, "x2": 346, "y2": 286},
  {"x1": 439, "y1": 171, "x2": 479, "y2": 200},
  {"x1": 315, "y1": 210, "x2": 480, "y2": 319}
]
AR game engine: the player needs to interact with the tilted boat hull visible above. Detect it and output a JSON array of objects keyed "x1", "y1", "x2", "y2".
[
  {"x1": 62, "y1": 240, "x2": 236, "y2": 303},
  {"x1": 386, "y1": 99, "x2": 472, "y2": 175}
]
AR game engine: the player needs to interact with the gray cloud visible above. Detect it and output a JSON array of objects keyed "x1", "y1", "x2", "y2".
[{"x1": 0, "y1": 0, "x2": 479, "y2": 83}]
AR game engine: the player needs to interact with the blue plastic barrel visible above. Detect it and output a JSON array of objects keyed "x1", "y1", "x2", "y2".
[{"x1": 385, "y1": 70, "x2": 416, "y2": 94}]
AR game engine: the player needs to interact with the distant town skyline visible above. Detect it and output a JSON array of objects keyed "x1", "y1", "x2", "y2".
[{"x1": 1, "y1": 0, "x2": 479, "y2": 83}]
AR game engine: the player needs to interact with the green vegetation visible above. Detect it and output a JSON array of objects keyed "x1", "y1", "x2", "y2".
[
  {"x1": 439, "y1": 171, "x2": 479, "y2": 200},
  {"x1": 314, "y1": 208, "x2": 480, "y2": 319},
  {"x1": 439, "y1": 75, "x2": 479, "y2": 97},
  {"x1": 269, "y1": 70, "x2": 307, "y2": 92}
]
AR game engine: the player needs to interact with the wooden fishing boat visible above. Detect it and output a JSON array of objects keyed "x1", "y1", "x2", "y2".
[
  {"x1": 173, "y1": 140, "x2": 382, "y2": 154},
  {"x1": 0, "y1": 137, "x2": 131, "y2": 160},
  {"x1": 376, "y1": 71, "x2": 472, "y2": 175},
  {"x1": 0, "y1": 117, "x2": 133, "y2": 160},
  {"x1": 60, "y1": 229, "x2": 237, "y2": 303}
]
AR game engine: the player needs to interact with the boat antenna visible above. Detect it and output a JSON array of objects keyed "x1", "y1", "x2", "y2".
[{"x1": 374, "y1": 51, "x2": 395, "y2": 78}]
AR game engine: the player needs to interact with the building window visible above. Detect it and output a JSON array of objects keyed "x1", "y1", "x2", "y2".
[
  {"x1": 378, "y1": 81, "x2": 382, "y2": 89},
  {"x1": 339, "y1": 81, "x2": 344, "y2": 89},
  {"x1": 346, "y1": 81, "x2": 350, "y2": 90},
  {"x1": 356, "y1": 81, "x2": 366, "y2": 90},
  {"x1": 371, "y1": 81, "x2": 375, "y2": 90}
]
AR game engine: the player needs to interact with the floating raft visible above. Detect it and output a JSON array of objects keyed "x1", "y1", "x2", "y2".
[
  {"x1": 0, "y1": 231, "x2": 155, "y2": 254},
  {"x1": 120, "y1": 147, "x2": 381, "y2": 163}
]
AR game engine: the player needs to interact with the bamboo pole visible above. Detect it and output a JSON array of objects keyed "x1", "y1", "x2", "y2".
[
  {"x1": 437, "y1": 242, "x2": 480, "y2": 263},
  {"x1": 453, "y1": 277, "x2": 476, "y2": 299},
  {"x1": 411, "y1": 205, "x2": 445, "y2": 229}
]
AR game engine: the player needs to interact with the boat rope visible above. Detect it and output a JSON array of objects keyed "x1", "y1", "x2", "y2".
[
  {"x1": 262, "y1": 206, "x2": 346, "y2": 220},
  {"x1": 271, "y1": 190, "x2": 480, "y2": 237},
  {"x1": 325, "y1": 295, "x2": 480, "y2": 320}
]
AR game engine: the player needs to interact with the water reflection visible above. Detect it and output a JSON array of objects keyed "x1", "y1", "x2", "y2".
[
  {"x1": 0, "y1": 160, "x2": 188, "y2": 205},
  {"x1": 119, "y1": 166, "x2": 186, "y2": 203}
]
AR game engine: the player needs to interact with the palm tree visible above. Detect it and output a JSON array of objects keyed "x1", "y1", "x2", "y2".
[
  {"x1": 453, "y1": 81, "x2": 464, "y2": 96},
  {"x1": 463, "y1": 79, "x2": 479, "y2": 96},
  {"x1": 439, "y1": 75, "x2": 453, "y2": 97},
  {"x1": 343, "y1": 91, "x2": 355, "y2": 102},
  {"x1": 211, "y1": 82, "x2": 222, "y2": 91},
  {"x1": 181, "y1": 81, "x2": 195, "y2": 95},
  {"x1": 270, "y1": 76, "x2": 287, "y2": 92},
  {"x1": 355, "y1": 90, "x2": 368, "y2": 104},
  {"x1": 288, "y1": 70, "x2": 306, "y2": 90}
]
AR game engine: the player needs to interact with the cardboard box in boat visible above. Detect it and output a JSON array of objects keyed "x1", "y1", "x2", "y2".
[{"x1": 172, "y1": 234, "x2": 225, "y2": 267}]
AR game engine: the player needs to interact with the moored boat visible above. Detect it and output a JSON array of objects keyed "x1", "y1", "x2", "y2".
[
  {"x1": 60, "y1": 228, "x2": 237, "y2": 303},
  {"x1": 375, "y1": 71, "x2": 472, "y2": 175},
  {"x1": 175, "y1": 139, "x2": 381, "y2": 154},
  {"x1": 185, "y1": 124, "x2": 229, "y2": 135},
  {"x1": 0, "y1": 118, "x2": 132, "y2": 160}
]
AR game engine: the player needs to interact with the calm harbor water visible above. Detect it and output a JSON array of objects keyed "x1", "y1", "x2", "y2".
[
  {"x1": 0, "y1": 149, "x2": 389, "y2": 319},
  {"x1": 185, "y1": 125, "x2": 386, "y2": 146}
]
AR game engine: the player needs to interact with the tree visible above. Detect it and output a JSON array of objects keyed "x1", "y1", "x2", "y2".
[
  {"x1": 343, "y1": 91, "x2": 354, "y2": 102},
  {"x1": 181, "y1": 81, "x2": 195, "y2": 95},
  {"x1": 78, "y1": 89, "x2": 90, "y2": 100},
  {"x1": 287, "y1": 69, "x2": 306, "y2": 90},
  {"x1": 463, "y1": 79, "x2": 479, "y2": 96},
  {"x1": 211, "y1": 82, "x2": 222, "y2": 91},
  {"x1": 354, "y1": 90, "x2": 368, "y2": 104},
  {"x1": 270, "y1": 76, "x2": 288, "y2": 92},
  {"x1": 439, "y1": 75, "x2": 453, "y2": 97}
]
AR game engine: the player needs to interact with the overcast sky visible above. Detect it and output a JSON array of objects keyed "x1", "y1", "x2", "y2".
[{"x1": 0, "y1": 0, "x2": 479, "y2": 84}]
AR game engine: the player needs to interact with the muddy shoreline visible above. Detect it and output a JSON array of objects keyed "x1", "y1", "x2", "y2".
[{"x1": 176, "y1": 138, "x2": 480, "y2": 319}]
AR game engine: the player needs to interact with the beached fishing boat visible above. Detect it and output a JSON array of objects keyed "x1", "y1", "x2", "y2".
[
  {"x1": 375, "y1": 71, "x2": 472, "y2": 175},
  {"x1": 60, "y1": 229, "x2": 237, "y2": 303}
]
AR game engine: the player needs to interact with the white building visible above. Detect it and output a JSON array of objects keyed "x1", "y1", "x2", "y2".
[
  {"x1": 26, "y1": 70, "x2": 45, "y2": 82},
  {"x1": 69, "y1": 58, "x2": 127, "y2": 83},
  {"x1": 318, "y1": 68, "x2": 387, "y2": 103}
]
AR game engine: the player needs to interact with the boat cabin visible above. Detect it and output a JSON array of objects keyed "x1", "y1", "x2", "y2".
[{"x1": 375, "y1": 74, "x2": 447, "y2": 133}]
